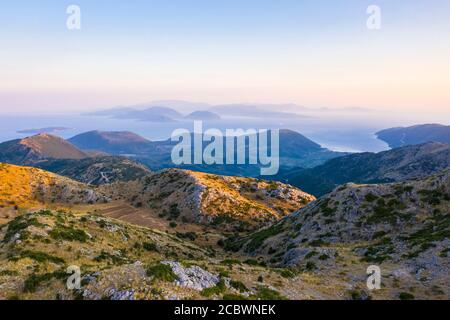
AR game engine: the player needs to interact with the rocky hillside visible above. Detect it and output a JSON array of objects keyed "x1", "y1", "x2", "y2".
[
  {"x1": 101, "y1": 169, "x2": 315, "y2": 231},
  {"x1": 0, "y1": 163, "x2": 108, "y2": 208},
  {"x1": 36, "y1": 156, "x2": 151, "y2": 185},
  {"x1": 282, "y1": 142, "x2": 450, "y2": 196},
  {"x1": 225, "y1": 169, "x2": 449, "y2": 299},
  {"x1": 0, "y1": 209, "x2": 327, "y2": 300},
  {"x1": 377, "y1": 124, "x2": 450, "y2": 148},
  {"x1": 0, "y1": 134, "x2": 88, "y2": 164}
]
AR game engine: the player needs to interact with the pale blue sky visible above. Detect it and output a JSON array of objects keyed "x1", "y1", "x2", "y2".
[{"x1": 0, "y1": 0, "x2": 449, "y2": 114}]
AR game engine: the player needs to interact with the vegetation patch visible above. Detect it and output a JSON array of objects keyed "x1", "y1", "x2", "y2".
[
  {"x1": 230, "y1": 280, "x2": 248, "y2": 292},
  {"x1": 201, "y1": 279, "x2": 226, "y2": 297},
  {"x1": 3, "y1": 215, "x2": 44, "y2": 243},
  {"x1": 252, "y1": 286, "x2": 287, "y2": 300},
  {"x1": 245, "y1": 223, "x2": 284, "y2": 252},
  {"x1": 49, "y1": 225, "x2": 89, "y2": 242},
  {"x1": 23, "y1": 270, "x2": 67, "y2": 293},
  {"x1": 146, "y1": 263, "x2": 177, "y2": 282},
  {"x1": 9, "y1": 250, "x2": 65, "y2": 265}
]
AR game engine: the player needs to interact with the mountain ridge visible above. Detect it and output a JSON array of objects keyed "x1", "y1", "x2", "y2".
[
  {"x1": 281, "y1": 142, "x2": 450, "y2": 196},
  {"x1": 376, "y1": 124, "x2": 450, "y2": 148}
]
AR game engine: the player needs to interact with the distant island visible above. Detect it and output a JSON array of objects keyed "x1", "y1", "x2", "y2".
[{"x1": 17, "y1": 127, "x2": 71, "y2": 135}]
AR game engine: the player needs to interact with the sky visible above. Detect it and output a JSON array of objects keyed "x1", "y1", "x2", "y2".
[{"x1": 0, "y1": 0, "x2": 449, "y2": 117}]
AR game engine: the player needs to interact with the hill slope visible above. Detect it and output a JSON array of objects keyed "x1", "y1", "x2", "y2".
[
  {"x1": 0, "y1": 134, "x2": 88, "y2": 164},
  {"x1": 376, "y1": 124, "x2": 450, "y2": 148},
  {"x1": 36, "y1": 156, "x2": 151, "y2": 185},
  {"x1": 225, "y1": 169, "x2": 449, "y2": 298},
  {"x1": 0, "y1": 134, "x2": 151, "y2": 185},
  {"x1": 0, "y1": 163, "x2": 108, "y2": 208},
  {"x1": 282, "y1": 142, "x2": 450, "y2": 196},
  {"x1": 101, "y1": 169, "x2": 315, "y2": 231},
  {"x1": 68, "y1": 131, "x2": 153, "y2": 155}
]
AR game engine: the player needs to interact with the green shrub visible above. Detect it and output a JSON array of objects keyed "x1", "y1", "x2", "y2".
[
  {"x1": 146, "y1": 263, "x2": 177, "y2": 282},
  {"x1": 221, "y1": 259, "x2": 241, "y2": 266},
  {"x1": 305, "y1": 251, "x2": 318, "y2": 259},
  {"x1": 253, "y1": 286, "x2": 287, "y2": 300},
  {"x1": 23, "y1": 270, "x2": 67, "y2": 293},
  {"x1": 222, "y1": 293, "x2": 248, "y2": 300},
  {"x1": 243, "y1": 259, "x2": 260, "y2": 266},
  {"x1": 230, "y1": 280, "x2": 248, "y2": 292},
  {"x1": 399, "y1": 292, "x2": 415, "y2": 300},
  {"x1": 3, "y1": 216, "x2": 44, "y2": 243},
  {"x1": 49, "y1": 226, "x2": 89, "y2": 242},
  {"x1": 201, "y1": 279, "x2": 226, "y2": 297},
  {"x1": 365, "y1": 193, "x2": 378, "y2": 202},
  {"x1": 142, "y1": 242, "x2": 159, "y2": 252},
  {"x1": 305, "y1": 262, "x2": 316, "y2": 271},
  {"x1": 245, "y1": 224, "x2": 284, "y2": 252},
  {"x1": 277, "y1": 268, "x2": 296, "y2": 278},
  {"x1": 11, "y1": 250, "x2": 65, "y2": 264}
]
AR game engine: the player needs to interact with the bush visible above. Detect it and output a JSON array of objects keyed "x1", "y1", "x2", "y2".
[
  {"x1": 4, "y1": 216, "x2": 44, "y2": 243},
  {"x1": 142, "y1": 242, "x2": 159, "y2": 252},
  {"x1": 305, "y1": 262, "x2": 316, "y2": 271},
  {"x1": 176, "y1": 232, "x2": 197, "y2": 241},
  {"x1": 365, "y1": 193, "x2": 378, "y2": 202},
  {"x1": 399, "y1": 292, "x2": 415, "y2": 300},
  {"x1": 245, "y1": 224, "x2": 284, "y2": 252},
  {"x1": 253, "y1": 286, "x2": 287, "y2": 300},
  {"x1": 243, "y1": 259, "x2": 260, "y2": 266},
  {"x1": 11, "y1": 250, "x2": 65, "y2": 264},
  {"x1": 222, "y1": 294, "x2": 248, "y2": 300},
  {"x1": 221, "y1": 259, "x2": 241, "y2": 266},
  {"x1": 201, "y1": 279, "x2": 226, "y2": 297},
  {"x1": 23, "y1": 270, "x2": 67, "y2": 293},
  {"x1": 49, "y1": 226, "x2": 89, "y2": 242},
  {"x1": 230, "y1": 280, "x2": 248, "y2": 292},
  {"x1": 318, "y1": 254, "x2": 330, "y2": 261},
  {"x1": 277, "y1": 269, "x2": 296, "y2": 278},
  {"x1": 146, "y1": 263, "x2": 177, "y2": 282}
]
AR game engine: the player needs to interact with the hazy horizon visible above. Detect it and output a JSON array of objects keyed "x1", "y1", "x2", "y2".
[{"x1": 1, "y1": 0, "x2": 449, "y2": 117}]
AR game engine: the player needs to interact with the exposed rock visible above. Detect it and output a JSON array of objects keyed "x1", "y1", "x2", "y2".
[{"x1": 163, "y1": 261, "x2": 219, "y2": 291}]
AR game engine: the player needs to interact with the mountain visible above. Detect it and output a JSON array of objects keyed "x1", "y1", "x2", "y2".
[
  {"x1": 376, "y1": 124, "x2": 450, "y2": 148},
  {"x1": 185, "y1": 111, "x2": 221, "y2": 121},
  {"x1": 68, "y1": 131, "x2": 153, "y2": 155},
  {"x1": 0, "y1": 134, "x2": 151, "y2": 185},
  {"x1": 101, "y1": 169, "x2": 315, "y2": 231},
  {"x1": 0, "y1": 163, "x2": 108, "y2": 208},
  {"x1": 225, "y1": 169, "x2": 450, "y2": 299},
  {"x1": 69, "y1": 129, "x2": 346, "y2": 176},
  {"x1": 36, "y1": 156, "x2": 151, "y2": 185},
  {"x1": 281, "y1": 142, "x2": 450, "y2": 197},
  {"x1": 0, "y1": 134, "x2": 88, "y2": 164}
]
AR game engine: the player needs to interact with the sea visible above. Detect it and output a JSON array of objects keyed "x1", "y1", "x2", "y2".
[{"x1": 0, "y1": 112, "x2": 395, "y2": 153}]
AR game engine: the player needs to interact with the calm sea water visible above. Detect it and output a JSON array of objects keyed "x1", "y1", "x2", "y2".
[{"x1": 0, "y1": 113, "x2": 390, "y2": 153}]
